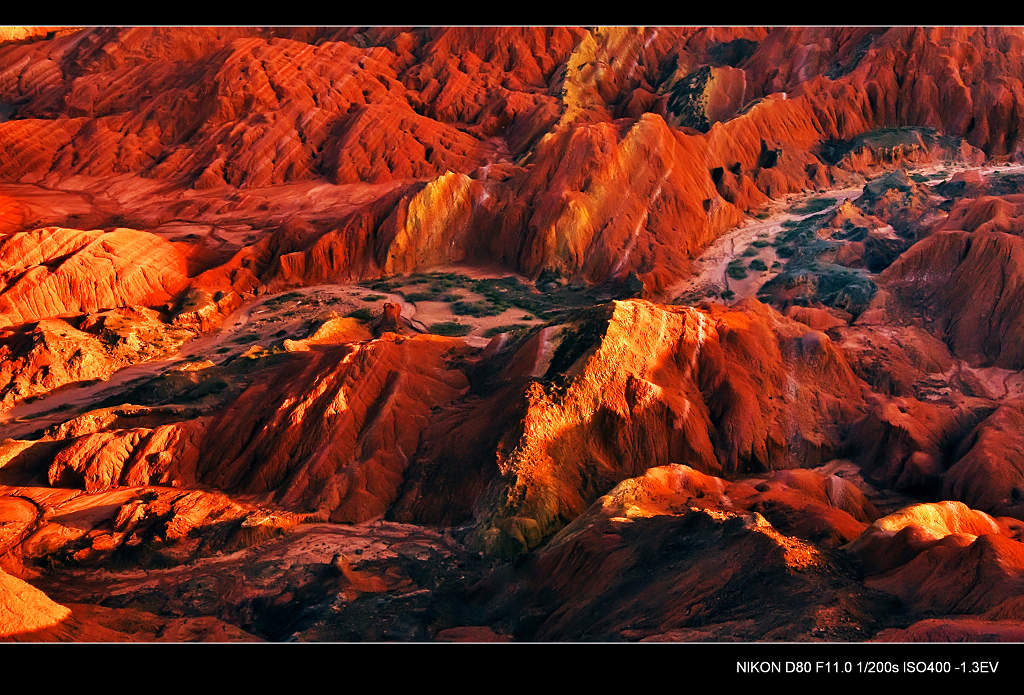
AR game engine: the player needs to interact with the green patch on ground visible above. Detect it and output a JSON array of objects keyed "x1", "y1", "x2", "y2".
[
  {"x1": 984, "y1": 171, "x2": 1024, "y2": 196},
  {"x1": 95, "y1": 371, "x2": 231, "y2": 409},
  {"x1": 364, "y1": 279, "x2": 401, "y2": 292},
  {"x1": 834, "y1": 222, "x2": 868, "y2": 241},
  {"x1": 366, "y1": 269, "x2": 641, "y2": 325},
  {"x1": 427, "y1": 321, "x2": 472, "y2": 337},
  {"x1": 726, "y1": 260, "x2": 748, "y2": 279},
  {"x1": 451, "y1": 300, "x2": 504, "y2": 318},
  {"x1": 773, "y1": 211, "x2": 835, "y2": 261},
  {"x1": 262, "y1": 291, "x2": 304, "y2": 307},
  {"x1": 404, "y1": 291, "x2": 443, "y2": 302},
  {"x1": 483, "y1": 324, "x2": 531, "y2": 338},
  {"x1": 791, "y1": 197, "x2": 838, "y2": 215}
]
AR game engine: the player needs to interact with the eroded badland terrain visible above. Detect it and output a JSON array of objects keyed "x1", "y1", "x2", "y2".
[{"x1": 3, "y1": 26, "x2": 1024, "y2": 642}]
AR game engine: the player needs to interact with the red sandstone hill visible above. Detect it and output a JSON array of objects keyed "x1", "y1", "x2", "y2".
[
  {"x1": 474, "y1": 465, "x2": 891, "y2": 640},
  {"x1": 3, "y1": 298, "x2": 867, "y2": 558},
  {"x1": 3, "y1": 26, "x2": 1024, "y2": 642},
  {"x1": 1, "y1": 27, "x2": 1022, "y2": 296},
  {"x1": 465, "y1": 298, "x2": 867, "y2": 555}
]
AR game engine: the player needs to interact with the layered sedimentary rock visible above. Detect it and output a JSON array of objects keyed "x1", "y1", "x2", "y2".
[
  {"x1": 846, "y1": 502, "x2": 1024, "y2": 617},
  {"x1": 880, "y1": 231, "x2": 1024, "y2": 369},
  {"x1": 2, "y1": 27, "x2": 1023, "y2": 292},
  {"x1": 0, "y1": 567, "x2": 70, "y2": 638},
  {"x1": 1, "y1": 484, "x2": 301, "y2": 571},
  {"x1": 198, "y1": 334, "x2": 471, "y2": 521},
  {"x1": 9, "y1": 297, "x2": 865, "y2": 556},
  {"x1": 0, "y1": 309, "x2": 195, "y2": 411},
  {"x1": 0, "y1": 227, "x2": 190, "y2": 327},
  {"x1": 3, "y1": 26, "x2": 1024, "y2": 643},
  {"x1": 476, "y1": 465, "x2": 891, "y2": 640},
  {"x1": 944, "y1": 401, "x2": 1024, "y2": 518},
  {"x1": 468, "y1": 298, "x2": 865, "y2": 554},
  {"x1": 30, "y1": 332, "x2": 471, "y2": 523}
]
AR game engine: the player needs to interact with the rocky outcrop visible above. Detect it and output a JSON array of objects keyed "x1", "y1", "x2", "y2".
[
  {"x1": 46, "y1": 420, "x2": 210, "y2": 491},
  {"x1": 28, "y1": 332, "x2": 473, "y2": 523},
  {"x1": 0, "y1": 308, "x2": 195, "y2": 412},
  {"x1": 5, "y1": 26, "x2": 1024, "y2": 643},
  {"x1": 470, "y1": 298, "x2": 866, "y2": 555},
  {"x1": 848, "y1": 395, "x2": 989, "y2": 494},
  {"x1": 17, "y1": 297, "x2": 867, "y2": 556},
  {"x1": 0, "y1": 567, "x2": 70, "y2": 638},
  {"x1": 944, "y1": 400, "x2": 1024, "y2": 518},
  {"x1": 0, "y1": 227, "x2": 190, "y2": 327},
  {"x1": 873, "y1": 618, "x2": 1024, "y2": 642},
  {"x1": 3, "y1": 483, "x2": 301, "y2": 570},
  {"x1": 846, "y1": 502, "x2": 1024, "y2": 617},
  {"x1": 881, "y1": 230, "x2": 1024, "y2": 369},
  {"x1": 196, "y1": 335, "x2": 471, "y2": 522},
  {"x1": 2, "y1": 27, "x2": 1020, "y2": 292},
  {"x1": 476, "y1": 466, "x2": 891, "y2": 640}
]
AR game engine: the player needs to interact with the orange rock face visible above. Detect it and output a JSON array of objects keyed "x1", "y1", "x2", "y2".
[
  {"x1": 0, "y1": 309, "x2": 195, "y2": 412},
  {"x1": 4, "y1": 26, "x2": 1024, "y2": 643},
  {"x1": 1, "y1": 27, "x2": 1022, "y2": 292},
  {"x1": 474, "y1": 465, "x2": 890, "y2": 640},
  {"x1": 0, "y1": 227, "x2": 190, "y2": 327},
  {"x1": 469, "y1": 298, "x2": 865, "y2": 554},
  {"x1": 0, "y1": 567, "x2": 70, "y2": 638},
  {"x1": 198, "y1": 334, "x2": 471, "y2": 521},
  {"x1": 881, "y1": 230, "x2": 1024, "y2": 369},
  {"x1": 846, "y1": 501, "x2": 1024, "y2": 617}
]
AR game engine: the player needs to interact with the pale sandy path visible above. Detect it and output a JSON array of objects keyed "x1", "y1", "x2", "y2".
[
  {"x1": 6, "y1": 164, "x2": 1024, "y2": 438},
  {"x1": 0, "y1": 270, "x2": 542, "y2": 438},
  {"x1": 665, "y1": 185, "x2": 863, "y2": 303},
  {"x1": 0, "y1": 284, "x2": 406, "y2": 437},
  {"x1": 662, "y1": 162, "x2": 1024, "y2": 305}
]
